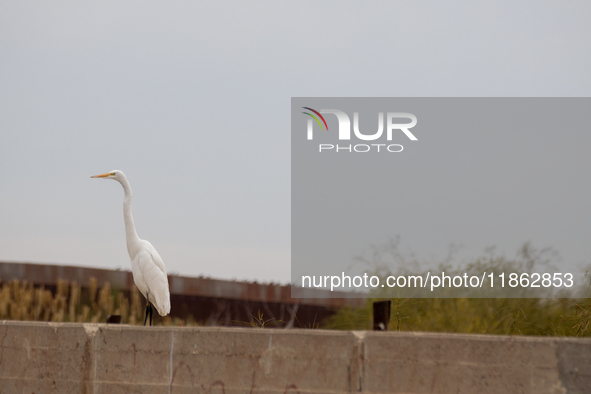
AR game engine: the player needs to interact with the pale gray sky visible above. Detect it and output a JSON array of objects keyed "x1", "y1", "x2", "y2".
[{"x1": 1, "y1": 1, "x2": 591, "y2": 283}]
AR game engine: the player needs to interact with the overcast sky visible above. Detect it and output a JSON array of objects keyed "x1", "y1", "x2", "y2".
[{"x1": 1, "y1": 1, "x2": 591, "y2": 284}]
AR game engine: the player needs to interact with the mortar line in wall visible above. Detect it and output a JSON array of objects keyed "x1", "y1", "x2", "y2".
[
  {"x1": 169, "y1": 330, "x2": 174, "y2": 393},
  {"x1": 93, "y1": 327, "x2": 99, "y2": 394}
]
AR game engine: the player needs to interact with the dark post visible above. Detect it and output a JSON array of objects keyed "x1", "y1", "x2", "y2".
[
  {"x1": 373, "y1": 300, "x2": 391, "y2": 331},
  {"x1": 106, "y1": 315, "x2": 122, "y2": 324}
]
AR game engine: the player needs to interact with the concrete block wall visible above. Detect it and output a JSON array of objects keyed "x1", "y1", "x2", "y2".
[{"x1": 0, "y1": 321, "x2": 590, "y2": 393}]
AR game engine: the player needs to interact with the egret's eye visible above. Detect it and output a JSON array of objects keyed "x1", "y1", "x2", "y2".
[{"x1": 110, "y1": 172, "x2": 116, "y2": 176}]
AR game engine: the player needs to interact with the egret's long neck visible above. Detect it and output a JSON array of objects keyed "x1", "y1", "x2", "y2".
[{"x1": 119, "y1": 176, "x2": 141, "y2": 257}]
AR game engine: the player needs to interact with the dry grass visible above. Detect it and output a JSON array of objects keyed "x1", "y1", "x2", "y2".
[
  {"x1": 325, "y1": 240, "x2": 591, "y2": 336},
  {"x1": 0, "y1": 277, "x2": 195, "y2": 326},
  {"x1": 326, "y1": 297, "x2": 591, "y2": 336},
  {"x1": 5, "y1": 274, "x2": 589, "y2": 335}
]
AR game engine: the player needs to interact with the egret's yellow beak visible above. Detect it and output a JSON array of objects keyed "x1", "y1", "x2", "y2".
[{"x1": 91, "y1": 172, "x2": 112, "y2": 178}]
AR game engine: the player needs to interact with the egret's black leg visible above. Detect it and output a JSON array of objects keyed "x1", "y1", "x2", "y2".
[
  {"x1": 149, "y1": 303, "x2": 153, "y2": 326},
  {"x1": 143, "y1": 301, "x2": 150, "y2": 326}
]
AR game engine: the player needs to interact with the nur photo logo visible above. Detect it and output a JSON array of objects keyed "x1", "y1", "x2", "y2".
[{"x1": 301, "y1": 107, "x2": 418, "y2": 153}]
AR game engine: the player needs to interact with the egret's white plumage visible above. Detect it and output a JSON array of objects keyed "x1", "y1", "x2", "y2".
[{"x1": 91, "y1": 170, "x2": 170, "y2": 320}]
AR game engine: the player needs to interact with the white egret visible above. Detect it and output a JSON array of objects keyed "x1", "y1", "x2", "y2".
[{"x1": 91, "y1": 170, "x2": 171, "y2": 325}]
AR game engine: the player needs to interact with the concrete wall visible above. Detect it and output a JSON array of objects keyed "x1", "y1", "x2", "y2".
[{"x1": 1, "y1": 321, "x2": 590, "y2": 393}]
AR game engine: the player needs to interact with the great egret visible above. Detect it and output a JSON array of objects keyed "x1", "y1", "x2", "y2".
[{"x1": 91, "y1": 170, "x2": 171, "y2": 326}]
